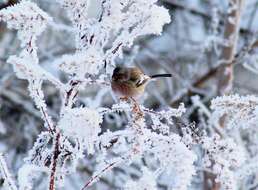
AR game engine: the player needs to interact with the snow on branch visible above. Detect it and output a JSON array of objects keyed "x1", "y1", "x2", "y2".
[
  {"x1": 58, "y1": 48, "x2": 104, "y2": 78},
  {"x1": 18, "y1": 164, "x2": 48, "y2": 190},
  {"x1": 201, "y1": 135, "x2": 246, "y2": 190},
  {"x1": 7, "y1": 50, "x2": 44, "y2": 83},
  {"x1": 0, "y1": 1, "x2": 52, "y2": 47},
  {"x1": 80, "y1": 101, "x2": 194, "y2": 189},
  {"x1": 0, "y1": 1, "x2": 62, "y2": 88},
  {"x1": 56, "y1": 0, "x2": 170, "y2": 76},
  {"x1": 7, "y1": 51, "x2": 56, "y2": 132},
  {"x1": 0, "y1": 1, "x2": 64, "y2": 133},
  {"x1": 59, "y1": 107, "x2": 103, "y2": 154},
  {"x1": 124, "y1": 167, "x2": 158, "y2": 190},
  {"x1": 56, "y1": 0, "x2": 89, "y2": 25},
  {"x1": 211, "y1": 94, "x2": 258, "y2": 129},
  {"x1": 6, "y1": 50, "x2": 62, "y2": 90},
  {"x1": 146, "y1": 131, "x2": 197, "y2": 190},
  {"x1": 0, "y1": 153, "x2": 18, "y2": 190}
]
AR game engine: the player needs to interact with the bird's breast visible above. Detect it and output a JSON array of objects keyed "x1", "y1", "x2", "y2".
[{"x1": 111, "y1": 81, "x2": 144, "y2": 98}]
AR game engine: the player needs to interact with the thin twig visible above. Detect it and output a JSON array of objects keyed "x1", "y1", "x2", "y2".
[
  {"x1": 64, "y1": 80, "x2": 81, "y2": 107},
  {"x1": 36, "y1": 89, "x2": 55, "y2": 133},
  {"x1": 81, "y1": 160, "x2": 120, "y2": 190},
  {"x1": 49, "y1": 132, "x2": 61, "y2": 190}
]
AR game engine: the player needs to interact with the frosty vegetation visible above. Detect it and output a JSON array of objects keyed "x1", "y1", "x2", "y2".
[{"x1": 0, "y1": 0, "x2": 258, "y2": 190}]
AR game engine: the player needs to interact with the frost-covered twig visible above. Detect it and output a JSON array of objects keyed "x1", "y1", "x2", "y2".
[
  {"x1": 217, "y1": 0, "x2": 245, "y2": 95},
  {"x1": 49, "y1": 132, "x2": 61, "y2": 190},
  {"x1": 81, "y1": 159, "x2": 121, "y2": 190},
  {"x1": 211, "y1": 94, "x2": 258, "y2": 130},
  {"x1": 0, "y1": 153, "x2": 18, "y2": 190}
]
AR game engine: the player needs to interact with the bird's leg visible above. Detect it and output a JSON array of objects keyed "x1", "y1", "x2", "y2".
[
  {"x1": 130, "y1": 97, "x2": 140, "y2": 111},
  {"x1": 119, "y1": 97, "x2": 143, "y2": 118},
  {"x1": 130, "y1": 97, "x2": 143, "y2": 119}
]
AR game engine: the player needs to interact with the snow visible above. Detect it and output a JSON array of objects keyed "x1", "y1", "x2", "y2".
[{"x1": 59, "y1": 107, "x2": 102, "y2": 154}]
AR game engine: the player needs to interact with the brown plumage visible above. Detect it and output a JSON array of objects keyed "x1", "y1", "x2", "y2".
[{"x1": 111, "y1": 66, "x2": 172, "y2": 99}]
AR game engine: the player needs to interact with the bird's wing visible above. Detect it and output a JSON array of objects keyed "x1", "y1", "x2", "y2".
[
  {"x1": 135, "y1": 75, "x2": 150, "y2": 87},
  {"x1": 125, "y1": 68, "x2": 150, "y2": 87}
]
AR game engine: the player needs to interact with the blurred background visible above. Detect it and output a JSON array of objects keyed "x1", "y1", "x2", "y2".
[{"x1": 0, "y1": 0, "x2": 258, "y2": 189}]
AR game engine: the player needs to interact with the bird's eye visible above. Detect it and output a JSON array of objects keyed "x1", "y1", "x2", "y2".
[{"x1": 113, "y1": 67, "x2": 121, "y2": 74}]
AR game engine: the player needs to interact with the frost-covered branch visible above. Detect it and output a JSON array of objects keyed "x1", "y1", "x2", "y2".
[
  {"x1": 217, "y1": 0, "x2": 245, "y2": 95},
  {"x1": 0, "y1": 153, "x2": 18, "y2": 190},
  {"x1": 49, "y1": 132, "x2": 61, "y2": 190}
]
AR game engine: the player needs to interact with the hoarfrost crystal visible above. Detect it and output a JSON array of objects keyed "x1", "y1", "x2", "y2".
[
  {"x1": 124, "y1": 167, "x2": 157, "y2": 190},
  {"x1": 58, "y1": 48, "x2": 104, "y2": 77},
  {"x1": 0, "y1": 1, "x2": 52, "y2": 46},
  {"x1": 59, "y1": 108, "x2": 103, "y2": 154}
]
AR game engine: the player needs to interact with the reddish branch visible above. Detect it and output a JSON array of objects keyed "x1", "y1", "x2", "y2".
[
  {"x1": 217, "y1": 0, "x2": 245, "y2": 95},
  {"x1": 49, "y1": 132, "x2": 61, "y2": 190},
  {"x1": 211, "y1": 0, "x2": 245, "y2": 189}
]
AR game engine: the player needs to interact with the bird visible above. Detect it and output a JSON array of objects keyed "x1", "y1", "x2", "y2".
[{"x1": 111, "y1": 66, "x2": 172, "y2": 99}]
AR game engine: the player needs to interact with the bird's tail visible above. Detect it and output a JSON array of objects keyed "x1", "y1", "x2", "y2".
[{"x1": 150, "y1": 74, "x2": 172, "y2": 79}]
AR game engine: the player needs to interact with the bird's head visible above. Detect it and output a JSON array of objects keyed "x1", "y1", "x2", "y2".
[{"x1": 112, "y1": 67, "x2": 129, "y2": 82}]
